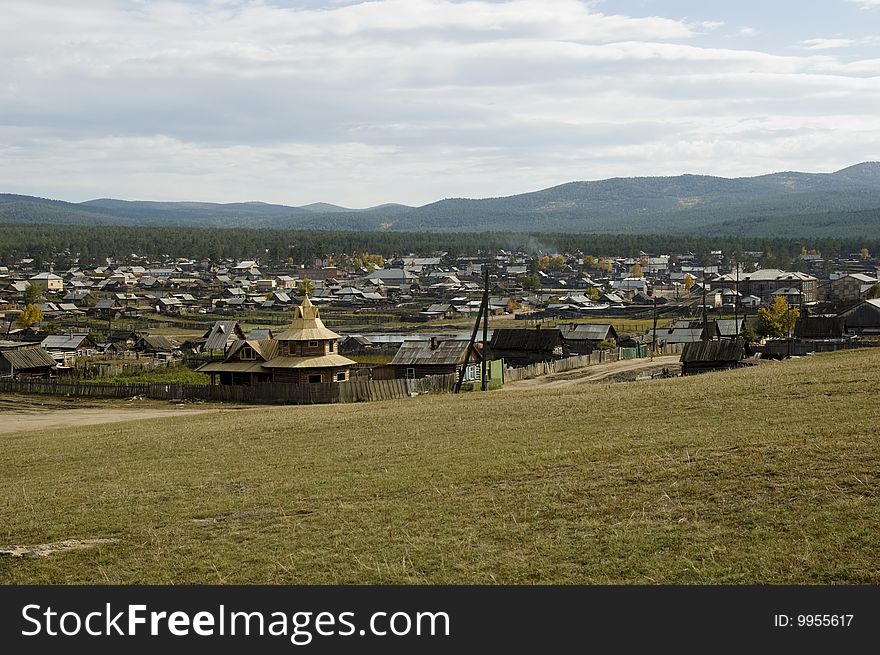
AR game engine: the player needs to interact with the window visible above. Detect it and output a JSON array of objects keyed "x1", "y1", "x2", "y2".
[
  {"x1": 278, "y1": 342, "x2": 288, "y2": 356},
  {"x1": 240, "y1": 347, "x2": 256, "y2": 361},
  {"x1": 406, "y1": 368, "x2": 416, "y2": 379},
  {"x1": 308, "y1": 374, "x2": 322, "y2": 384},
  {"x1": 308, "y1": 340, "x2": 320, "y2": 348},
  {"x1": 336, "y1": 372, "x2": 346, "y2": 381},
  {"x1": 328, "y1": 341, "x2": 334, "y2": 352}
]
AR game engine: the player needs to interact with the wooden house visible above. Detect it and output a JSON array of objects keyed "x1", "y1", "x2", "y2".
[
  {"x1": 201, "y1": 320, "x2": 246, "y2": 356},
  {"x1": 836, "y1": 298, "x2": 880, "y2": 337},
  {"x1": 384, "y1": 338, "x2": 481, "y2": 380},
  {"x1": 0, "y1": 346, "x2": 58, "y2": 379},
  {"x1": 560, "y1": 323, "x2": 618, "y2": 354},
  {"x1": 197, "y1": 296, "x2": 355, "y2": 385},
  {"x1": 489, "y1": 328, "x2": 566, "y2": 366}
]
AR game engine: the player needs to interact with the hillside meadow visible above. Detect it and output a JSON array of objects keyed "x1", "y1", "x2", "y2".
[{"x1": 1, "y1": 349, "x2": 878, "y2": 584}]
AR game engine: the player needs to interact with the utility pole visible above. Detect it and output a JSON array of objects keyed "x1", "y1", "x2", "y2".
[
  {"x1": 701, "y1": 270, "x2": 709, "y2": 341},
  {"x1": 734, "y1": 261, "x2": 740, "y2": 339},
  {"x1": 651, "y1": 293, "x2": 658, "y2": 357},
  {"x1": 481, "y1": 265, "x2": 490, "y2": 391},
  {"x1": 455, "y1": 264, "x2": 490, "y2": 394}
]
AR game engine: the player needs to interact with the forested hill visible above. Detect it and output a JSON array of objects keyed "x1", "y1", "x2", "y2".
[{"x1": 3, "y1": 162, "x2": 880, "y2": 237}]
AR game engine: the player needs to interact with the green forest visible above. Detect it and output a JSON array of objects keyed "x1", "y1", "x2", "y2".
[{"x1": 0, "y1": 223, "x2": 876, "y2": 269}]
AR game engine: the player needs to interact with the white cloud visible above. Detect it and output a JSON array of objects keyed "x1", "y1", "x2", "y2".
[
  {"x1": 800, "y1": 37, "x2": 856, "y2": 50},
  {"x1": 0, "y1": 0, "x2": 879, "y2": 205}
]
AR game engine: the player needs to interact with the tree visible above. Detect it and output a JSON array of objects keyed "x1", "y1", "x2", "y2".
[
  {"x1": 298, "y1": 277, "x2": 315, "y2": 297},
  {"x1": 583, "y1": 255, "x2": 597, "y2": 270},
  {"x1": 630, "y1": 263, "x2": 644, "y2": 278},
  {"x1": 866, "y1": 283, "x2": 880, "y2": 300},
  {"x1": 517, "y1": 273, "x2": 541, "y2": 290},
  {"x1": 16, "y1": 304, "x2": 44, "y2": 329},
  {"x1": 586, "y1": 286, "x2": 600, "y2": 301},
  {"x1": 683, "y1": 273, "x2": 695, "y2": 290},
  {"x1": 739, "y1": 323, "x2": 757, "y2": 345},
  {"x1": 860, "y1": 247, "x2": 871, "y2": 261},
  {"x1": 756, "y1": 296, "x2": 799, "y2": 338},
  {"x1": 537, "y1": 255, "x2": 564, "y2": 271},
  {"x1": 23, "y1": 283, "x2": 44, "y2": 305}
]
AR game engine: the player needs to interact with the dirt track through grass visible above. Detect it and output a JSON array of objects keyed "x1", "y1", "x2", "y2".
[{"x1": 503, "y1": 354, "x2": 681, "y2": 389}]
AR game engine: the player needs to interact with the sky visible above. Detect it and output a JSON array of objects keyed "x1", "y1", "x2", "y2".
[{"x1": 1, "y1": 0, "x2": 879, "y2": 208}]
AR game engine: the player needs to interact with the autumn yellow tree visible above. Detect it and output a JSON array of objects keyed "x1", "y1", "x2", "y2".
[
  {"x1": 16, "y1": 304, "x2": 43, "y2": 328},
  {"x1": 756, "y1": 296, "x2": 799, "y2": 338},
  {"x1": 861, "y1": 248, "x2": 871, "y2": 261},
  {"x1": 683, "y1": 273, "x2": 695, "y2": 290},
  {"x1": 630, "y1": 263, "x2": 644, "y2": 278}
]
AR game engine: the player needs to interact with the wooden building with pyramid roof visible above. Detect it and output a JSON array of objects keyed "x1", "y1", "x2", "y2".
[{"x1": 197, "y1": 296, "x2": 356, "y2": 385}]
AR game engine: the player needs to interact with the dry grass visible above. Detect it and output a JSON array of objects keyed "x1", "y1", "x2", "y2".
[{"x1": 0, "y1": 349, "x2": 878, "y2": 584}]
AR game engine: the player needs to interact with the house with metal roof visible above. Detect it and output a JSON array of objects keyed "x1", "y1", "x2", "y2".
[
  {"x1": 561, "y1": 323, "x2": 619, "y2": 354},
  {"x1": 28, "y1": 272, "x2": 64, "y2": 293},
  {"x1": 385, "y1": 338, "x2": 481, "y2": 380}
]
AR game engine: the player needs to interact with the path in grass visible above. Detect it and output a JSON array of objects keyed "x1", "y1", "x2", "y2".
[
  {"x1": 503, "y1": 354, "x2": 681, "y2": 390},
  {"x1": 0, "y1": 395, "x2": 252, "y2": 435}
]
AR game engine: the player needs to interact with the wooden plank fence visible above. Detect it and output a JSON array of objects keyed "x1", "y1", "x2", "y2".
[
  {"x1": 0, "y1": 374, "x2": 455, "y2": 406},
  {"x1": 501, "y1": 343, "x2": 682, "y2": 382},
  {"x1": 504, "y1": 349, "x2": 621, "y2": 382}
]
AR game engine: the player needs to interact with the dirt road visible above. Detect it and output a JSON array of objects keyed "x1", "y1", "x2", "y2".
[
  {"x1": 503, "y1": 354, "x2": 681, "y2": 390},
  {"x1": 0, "y1": 395, "x2": 249, "y2": 436}
]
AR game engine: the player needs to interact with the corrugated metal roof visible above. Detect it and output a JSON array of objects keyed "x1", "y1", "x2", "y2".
[
  {"x1": 664, "y1": 328, "x2": 706, "y2": 344},
  {"x1": 40, "y1": 335, "x2": 92, "y2": 350},
  {"x1": 390, "y1": 340, "x2": 473, "y2": 366},
  {"x1": 563, "y1": 324, "x2": 615, "y2": 341},
  {"x1": 203, "y1": 320, "x2": 243, "y2": 351}
]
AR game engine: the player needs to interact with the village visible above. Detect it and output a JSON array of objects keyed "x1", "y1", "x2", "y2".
[{"x1": 1, "y1": 246, "x2": 879, "y2": 400}]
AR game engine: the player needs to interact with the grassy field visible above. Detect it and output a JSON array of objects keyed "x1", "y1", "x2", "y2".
[{"x1": 1, "y1": 349, "x2": 878, "y2": 584}]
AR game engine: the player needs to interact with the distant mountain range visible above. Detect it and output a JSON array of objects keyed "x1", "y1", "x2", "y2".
[{"x1": 3, "y1": 162, "x2": 880, "y2": 237}]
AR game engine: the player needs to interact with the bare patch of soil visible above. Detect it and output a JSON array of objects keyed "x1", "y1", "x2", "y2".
[
  {"x1": 503, "y1": 355, "x2": 681, "y2": 390},
  {"x1": 0, "y1": 538, "x2": 119, "y2": 558},
  {"x1": 0, "y1": 394, "x2": 253, "y2": 435}
]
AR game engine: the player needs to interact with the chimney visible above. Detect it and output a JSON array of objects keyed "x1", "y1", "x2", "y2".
[{"x1": 430, "y1": 336, "x2": 438, "y2": 350}]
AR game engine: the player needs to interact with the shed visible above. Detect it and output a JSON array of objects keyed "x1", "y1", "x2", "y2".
[
  {"x1": 680, "y1": 340, "x2": 748, "y2": 375},
  {"x1": 0, "y1": 346, "x2": 58, "y2": 379},
  {"x1": 489, "y1": 328, "x2": 565, "y2": 365}
]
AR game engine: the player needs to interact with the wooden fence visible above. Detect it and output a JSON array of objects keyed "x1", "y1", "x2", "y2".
[
  {"x1": 0, "y1": 374, "x2": 455, "y2": 406},
  {"x1": 502, "y1": 343, "x2": 683, "y2": 382},
  {"x1": 504, "y1": 349, "x2": 621, "y2": 382}
]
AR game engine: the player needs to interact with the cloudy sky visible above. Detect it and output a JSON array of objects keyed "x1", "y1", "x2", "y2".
[{"x1": 1, "y1": 0, "x2": 879, "y2": 207}]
